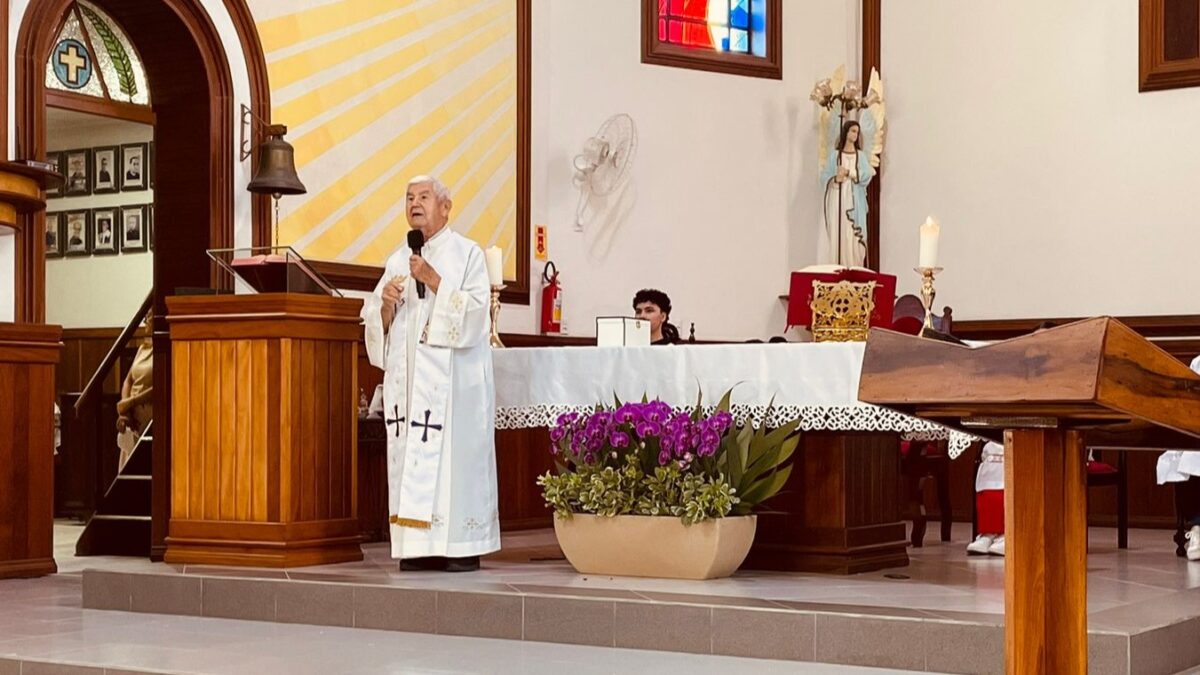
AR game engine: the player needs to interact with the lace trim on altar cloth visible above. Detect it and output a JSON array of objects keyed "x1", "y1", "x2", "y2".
[{"x1": 495, "y1": 404, "x2": 978, "y2": 459}]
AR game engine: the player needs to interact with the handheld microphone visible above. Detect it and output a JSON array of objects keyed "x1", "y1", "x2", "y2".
[{"x1": 407, "y1": 230, "x2": 426, "y2": 299}]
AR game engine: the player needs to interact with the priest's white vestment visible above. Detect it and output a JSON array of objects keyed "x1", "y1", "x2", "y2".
[
  {"x1": 1157, "y1": 356, "x2": 1200, "y2": 484},
  {"x1": 361, "y1": 228, "x2": 500, "y2": 559}
]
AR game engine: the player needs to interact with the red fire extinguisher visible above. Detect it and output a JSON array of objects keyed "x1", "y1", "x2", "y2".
[{"x1": 540, "y1": 261, "x2": 563, "y2": 334}]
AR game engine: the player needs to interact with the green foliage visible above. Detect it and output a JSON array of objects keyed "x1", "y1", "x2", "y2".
[
  {"x1": 714, "y1": 396, "x2": 799, "y2": 516},
  {"x1": 79, "y1": 5, "x2": 138, "y2": 100},
  {"x1": 539, "y1": 387, "x2": 797, "y2": 524},
  {"x1": 540, "y1": 456, "x2": 738, "y2": 526}
]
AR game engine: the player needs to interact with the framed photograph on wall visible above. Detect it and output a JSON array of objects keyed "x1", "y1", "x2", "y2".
[
  {"x1": 64, "y1": 210, "x2": 91, "y2": 256},
  {"x1": 121, "y1": 205, "x2": 148, "y2": 252},
  {"x1": 148, "y1": 203, "x2": 154, "y2": 250},
  {"x1": 121, "y1": 143, "x2": 148, "y2": 192},
  {"x1": 44, "y1": 212, "x2": 63, "y2": 258},
  {"x1": 93, "y1": 146, "x2": 119, "y2": 194},
  {"x1": 63, "y1": 149, "x2": 91, "y2": 197},
  {"x1": 148, "y1": 142, "x2": 155, "y2": 190},
  {"x1": 46, "y1": 152, "x2": 63, "y2": 198},
  {"x1": 92, "y1": 207, "x2": 119, "y2": 255}
]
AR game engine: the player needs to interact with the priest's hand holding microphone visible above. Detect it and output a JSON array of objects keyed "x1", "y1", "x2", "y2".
[{"x1": 379, "y1": 249, "x2": 444, "y2": 334}]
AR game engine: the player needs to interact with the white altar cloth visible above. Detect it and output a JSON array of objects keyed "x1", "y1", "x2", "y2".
[{"x1": 492, "y1": 343, "x2": 975, "y2": 457}]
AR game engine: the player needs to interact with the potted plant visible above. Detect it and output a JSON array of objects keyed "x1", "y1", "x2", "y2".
[{"x1": 538, "y1": 390, "x2": 798, "y2": 580}]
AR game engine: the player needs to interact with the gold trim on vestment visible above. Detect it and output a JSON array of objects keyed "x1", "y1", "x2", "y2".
[{"x1": 390, "y1": 516, "x2": 432, "y2": 530}]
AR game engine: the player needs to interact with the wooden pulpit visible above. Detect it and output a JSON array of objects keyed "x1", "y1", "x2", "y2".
[
  {"x1": 164, "y1": 293, "x2": 364, "y2": 567},
  {"x1": 859, "y1": 318, "x2": 1200, "y2": 675},
  {"x1": 0, "y1": 324, "x2": 61, "y2": 578},
  {"x1": 0, "y1": 160, "x2": 63, "y2": 578}
]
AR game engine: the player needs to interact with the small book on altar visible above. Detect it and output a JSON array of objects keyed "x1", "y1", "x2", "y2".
[{"x1": 596, "y1": 316, "x2": 650, "y2": 347}]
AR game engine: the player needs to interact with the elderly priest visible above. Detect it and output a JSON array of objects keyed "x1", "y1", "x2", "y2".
[{"x1": 361, "y1": 175, "x2": 499, "y2": 572}]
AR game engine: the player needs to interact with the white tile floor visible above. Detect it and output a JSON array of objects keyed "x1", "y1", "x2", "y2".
[
  {"x1": 0, "y1": 573, "x2": 923, "y2": 674},
  {"x1": 13, "y1": 521, "x2": 1200, "y2": 674}
]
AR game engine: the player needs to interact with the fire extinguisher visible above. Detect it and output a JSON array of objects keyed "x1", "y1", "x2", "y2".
[{"x1": 540, "y1": 261, "x2": 563, "y2": 334}]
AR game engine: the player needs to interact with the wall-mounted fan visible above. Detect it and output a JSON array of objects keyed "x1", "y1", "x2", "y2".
[{"x1": 572, "y1": 113, "x2": 637, "y2": 231}]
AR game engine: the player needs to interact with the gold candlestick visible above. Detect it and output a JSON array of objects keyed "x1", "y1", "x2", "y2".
[
  {"x1": 490, "y1": 284, "x2": 506, "y2": 348},
  {"x1": 914, "y1": 266, "x2": 943, "y2": 335}
]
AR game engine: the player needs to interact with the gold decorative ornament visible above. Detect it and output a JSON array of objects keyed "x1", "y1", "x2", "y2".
[{"x1": 810, "y1": 280, "x2": 877, "y2": 342}]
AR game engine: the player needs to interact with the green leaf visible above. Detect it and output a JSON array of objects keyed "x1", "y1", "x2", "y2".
[
  {"x1": 747, "y1": 425, "x2": 799, "y2": 476},
  {"x1": 79, "y1": 5, "x2": 138, "y2": 101},
  {"x1": 739, "y1": 465, "x2": 792, "y2": 505},
  {"x1": 715, "y1": 387, "x2": 735, "y2": 414}
]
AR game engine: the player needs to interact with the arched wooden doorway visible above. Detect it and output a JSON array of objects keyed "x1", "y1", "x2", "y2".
[{"x1": 15, "y1": 0, "x2": 270, "y2": 559}]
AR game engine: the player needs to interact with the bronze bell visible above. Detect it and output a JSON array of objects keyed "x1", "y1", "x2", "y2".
[{"x1": 247, "y1": 125, "x2": 306, "y2": 196}]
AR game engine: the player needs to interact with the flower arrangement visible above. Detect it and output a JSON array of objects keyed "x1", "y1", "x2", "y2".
[{"x1": 538, "y1": 390, "x2": 798, "y2": 525}]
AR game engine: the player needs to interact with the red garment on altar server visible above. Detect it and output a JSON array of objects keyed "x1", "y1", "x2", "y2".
[{"x1": 786, "y1": 268, "x2": 897, "y2": 330}]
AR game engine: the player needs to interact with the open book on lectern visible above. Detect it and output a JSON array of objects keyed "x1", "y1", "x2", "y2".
[{"x1": 207, "y1": 246, "x2": 341, "y2": 297}]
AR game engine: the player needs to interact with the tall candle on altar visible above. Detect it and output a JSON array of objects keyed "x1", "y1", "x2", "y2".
[
  {"x1": 485, "y1": 246, "x2": 504, "y2": 286},
  {"x1": 918, "y1": 217, "x2": 940, "y2": 269}
]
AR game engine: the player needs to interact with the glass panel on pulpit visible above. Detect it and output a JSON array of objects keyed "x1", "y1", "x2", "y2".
[
  {"x1": 207, "y1": 246, "x2": 341, "y2": 297},
  {"x1": 0, "y1": 225, "x2": 15, "y2": 321}
]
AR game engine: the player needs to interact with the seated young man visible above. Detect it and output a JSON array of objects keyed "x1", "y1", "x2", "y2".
[{"x1": 632, "y1": 289, "x2": 680, "y2": 345}]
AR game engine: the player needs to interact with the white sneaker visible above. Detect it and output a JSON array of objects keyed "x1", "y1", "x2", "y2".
[
  {"x1": 967, "y1": 535, "x2": 994, "y2": 555},
  {"x1": 1187, "y1": 526, "x2": 1200, "y2": 561},
  {"x1": 988, "y1": 535, "x2": 1006, "y2": 557}
]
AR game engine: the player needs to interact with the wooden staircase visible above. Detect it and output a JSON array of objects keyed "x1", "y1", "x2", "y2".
[{"x1": 75, "y1": 423, "x2": 152, "y2": 557}]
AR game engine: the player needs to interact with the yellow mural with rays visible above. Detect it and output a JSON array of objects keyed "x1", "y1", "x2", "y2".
[{"x1": 253, "y1": 0, "x2": 519, "y2": 277}]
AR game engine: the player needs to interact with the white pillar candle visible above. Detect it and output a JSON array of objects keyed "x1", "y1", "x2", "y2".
[
  {"x1": 918, "y1": 217, "x2": 940, "y2": 269},
  {"x1": 485, "y1": 246, "x2": 504, "y2": 285}
]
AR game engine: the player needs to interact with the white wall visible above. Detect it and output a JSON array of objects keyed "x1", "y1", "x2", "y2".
[
  {"x1": 45, "y1": 112, "x2": 154, "y2": 328},
  {"x1": 508, "y1": 0, "x2": 858, "y2": 340},
  {"x1": 881, "y1": 0, "x2": 1200, "y2": 320}
]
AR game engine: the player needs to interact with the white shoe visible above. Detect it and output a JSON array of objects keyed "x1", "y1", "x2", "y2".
[
  {"x1": 1187, "y1": 526, "x2": 1200, "y2": 561},
  {"x1": 988, "y1": 535, "x2": 1005, "y2": 557},
  {"x1": 967, "y1": 535, "x2": 994, "y2": 555}
]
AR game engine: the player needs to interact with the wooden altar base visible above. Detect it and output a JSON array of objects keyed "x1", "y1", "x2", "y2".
[
  {"x1": 74, "y1": 525, "x2": 1200, "y2": 675},
  {"x1": 743, "y1": 431, "x2": 910, "y2": 574}
]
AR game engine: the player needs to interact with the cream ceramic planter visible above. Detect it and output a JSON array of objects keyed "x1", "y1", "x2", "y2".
[{"x1": 553, "y1": 514, "x2": 757, "y2": 580}]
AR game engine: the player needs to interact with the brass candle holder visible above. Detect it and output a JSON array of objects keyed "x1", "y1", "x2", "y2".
[
  {"x1": 490, "y1": 284, "x2": 506, "y2": 348},
  {"x1": 914, "y1": 266, "x2": 943, "y2": 335}
]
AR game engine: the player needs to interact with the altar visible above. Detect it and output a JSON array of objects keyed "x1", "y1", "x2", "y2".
[{"x1": 491, "y1": 342, "x2": 973, "y2": 573}]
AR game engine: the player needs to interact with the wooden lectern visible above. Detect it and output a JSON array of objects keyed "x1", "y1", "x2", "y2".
[
  {"x1": 164, "y1": 293, "x2": 364, "y2": 567},
  {"x1": 859, "y1": 318, "x2": 1200, "y2": 675}
]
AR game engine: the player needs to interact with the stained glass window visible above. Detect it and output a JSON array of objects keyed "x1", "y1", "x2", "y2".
[
  {"x1": 643, "y1": 0, "x2": 781, "y2": 80},
  {"x1": 45, "y1": 1, "x2": 151, "y2": 106},
  {"x1": 657, "y1": 0, "x2": 767, "y2": 57}
]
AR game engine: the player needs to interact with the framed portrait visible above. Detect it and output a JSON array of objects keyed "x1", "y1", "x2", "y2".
[
  {"x1": 120, "y1": 205, "x2": 148, "y2": 252},
  {"x1": 91, "y1": 207, "x2": 119, "y2": 255},
  {"x1": 46, "y1": 152, "x2": 63, "y2": 198},
  {"x1": 148, "y1": 203, "x2": 154, "y2": 250},
  {"x1": 148, "y1": 142, "x2": 155, "y2": 190},
  {"x1": 63, "y1": 149, "x2": 91, "y2": 197},
  {"x1": 63, "y1": 210, "x2": 91, "y2": 256},
  {"x1": 120, "y1": 143, "x2": 148, "y2": 192},
  {"x1": 44, "y1": 212, "x2": 64, "y2": 258},
  {"x1": 93, "y1": 146, "x2": 119, "y2": 194}
]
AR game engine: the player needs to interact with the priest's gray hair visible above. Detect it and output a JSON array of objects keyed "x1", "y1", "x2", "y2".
[{"x1": 407, "y1": 175, "x2": 451, "y2": 202}]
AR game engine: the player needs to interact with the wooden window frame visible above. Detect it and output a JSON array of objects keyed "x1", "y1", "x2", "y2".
[
  {"x1": 641, "y1": 0, "x2": 782, "y2": 80},
  {"x1": 1139, "y1": 0, "x2": 1200, "y2": 92}
]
